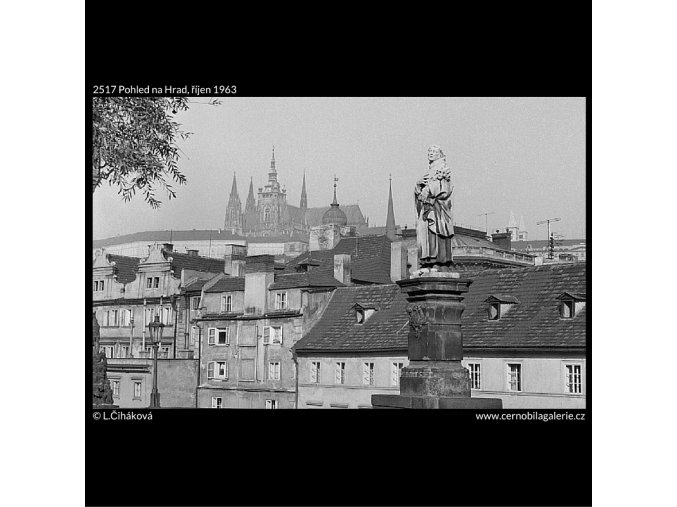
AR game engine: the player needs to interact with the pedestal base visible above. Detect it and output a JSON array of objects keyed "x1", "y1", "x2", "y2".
[{"x1": 371, "y1": 394, "x2": 502, "y2": 409}]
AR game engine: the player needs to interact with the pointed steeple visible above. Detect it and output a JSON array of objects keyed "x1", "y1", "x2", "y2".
[
  {"x1": 245, "y1": 176, "x2": 256, "y2": 213},
  {"x1": 229, "y1": 172, "x2": 239, "y2": 199},
  {"x1": 224, "y1": 172, "x2": 242, "y2": 231},
  {"x1": 519, "y1": 214, "x2": 526, "y2": 231},
  {"x1": 385, "y1": 174, "x2": 396, "y2": 240},
  {"x1": 508, "y1": 210, "x2": 518, "y2": 229},
  {"x1": 300, "y1": 171, "x2": 307, "y2": 209},
  {"x1": 268, "y1": 145, "x2": 278, "y2": 184}
]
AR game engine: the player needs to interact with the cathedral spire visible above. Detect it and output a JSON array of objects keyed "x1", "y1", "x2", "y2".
[
  {"x1": 332, "y1": 174, "x2": 339, "y2": 205},
  {"x1": 300, "y1": 170, "x2": 307, "y2": 209},
  {"x1": 229, "y1": 172, "x2": 239, "y2": 199},
  {"x1": 268, "y1": 145, "x2": 278, "y2": 184},
  {"x1": 245, "y1": 176, "x2": 256, "y2": 213},
  {"x1": 386, "y1": 174, "x2": 396, "y2": 240}
]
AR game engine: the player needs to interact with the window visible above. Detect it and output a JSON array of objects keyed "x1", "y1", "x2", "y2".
[
  {"x1": 120, "y1": 346, "x2": 130, "y2": 358},
  {"x1": 362, "y1": 362, "x2": 375, "y2": 386},
  {"x1": 221, "y1": 295, "x2": 232, "y2": 313},
  {"x1": 356, "y1": 309, "x2": 365, "y2": 324},
  {"x1": 487, "y1": 303, "x2": 500, "y2": 320},
  {"x1": 275, "y1": 292, "x2": 287, "y2": 310},
  {"x1": 263, "y1": 326, "x2": 283, "y2": 345},
  {"x1": 120, "y1": 309, "x2": 130, "y2": 327},
  {"x1": 191, "y1": 326, "x2": 199, "y2": 347},
  {"x1": 111, "y1": 309, "x2": 119, "y2": 326},
  {"x1": 560, "y1": 300, "x2": 574, "y2": 319},
  {"x1": 208, "y1": 328, "x2": 229, "y2": 345},
  {"x1": 161, "y1": 346, "x2": 170, "y2": 358},
  {"x1": 161, "y1": 306, "x2": 172, "y2": 325},
  {"x1": 565, "y1": 364, "x2": 582, "y2": 394},
  {"x1": 310, "y1": 361, "x2": 321, "y2": 383},
  {"x1": 507, "y1": 363, "x2": 522, "y2": 392},
  {"x1": 391, "y1": 362, "x2": 404, "y2": 386},
  {"x1": 212, "y1": 397, "x2": 223, "y2": 409},
  {"x1": 264, "y1": 207, "x2": 271, "y2": 222},
  {"x1": 468, "y1": 362, "x2": 481, "y2": 390},
  {"x1": 208, "y1": 361, "x2": 228, "y2": 380},
  {"x1": 265, "y1": 399, "x2": 278, "y2": 409},
  {"x1": 268, "y1": 361, "x2": 281, "y2": 381},
  {"x1": 191, "y1": 296, "x2": 201, "y2": 310},
  {"x1": 94, "y1": 280, "x2": 105, "y2": 292},
  {"x1": 133, "y1": 381, "x2": 142, "y2": 399},
  {"x1": 102, "y1": 311, "x2": 110, "y2": 327},
  {"x1": 335, "y1": 362, "x2": 346, "y2": 385},
  {"x1": 146, "y1": 277, "x2": 153, "y2": 289},
  {"x1": 144, "y1": 308, "x2": 154, "y2": 325},
  {"x1": 101, "y1": 346, "x2": 114, "y2": 358},
  {"x1": 145, "y1": 346, "x2": 153, "y2": 358},
  {"x1": 154, "y1": 277, "x2": 160, "y2": 288},
  {"x1": 111, "y1": 380, "x2": 120, "y2": 397}
]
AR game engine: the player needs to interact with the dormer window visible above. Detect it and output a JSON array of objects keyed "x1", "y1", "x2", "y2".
[
  {"x1": 484, "y1": 295, "x2": 520, "y2": 321},
  {"x1": 557, "y1": 292, "x2": 586, "y2": 319},
  {"x1": 353, "y1": 303, "x2": 377, "y2": 324}
]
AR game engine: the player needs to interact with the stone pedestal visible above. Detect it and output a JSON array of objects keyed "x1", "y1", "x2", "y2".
[{"x1": 372, "y1": 275, "x2": 502, "y2": 409}]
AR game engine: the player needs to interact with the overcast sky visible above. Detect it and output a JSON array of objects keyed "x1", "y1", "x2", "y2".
[{"x1": 93, "y1": 97, "x2": 586, "y2": 241}]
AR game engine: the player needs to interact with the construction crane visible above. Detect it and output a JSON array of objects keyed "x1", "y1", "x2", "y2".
[
  {"x1": 477, "y1": 211, "x2": 495, "y2": 234},
  {"x1": 536, "y1": 217, "x2": 561, "y2": 259}
]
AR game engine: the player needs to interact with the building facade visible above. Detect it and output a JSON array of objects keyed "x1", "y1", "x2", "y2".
[
  {"x1": 293, "y1": 263, "x2": 587, "y2": 409},
  {"x1": 93, "y1": 244, "x2": 224, "y2": 407}
]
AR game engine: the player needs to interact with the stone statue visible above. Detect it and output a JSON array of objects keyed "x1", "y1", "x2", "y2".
[{"x1": 414, "y1": 145, "x2": 454, "y2": 273}]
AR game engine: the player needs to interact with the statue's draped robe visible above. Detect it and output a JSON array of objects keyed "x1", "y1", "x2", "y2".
[{"x1": 415, "y1": 159, "x2": 454, "y2": 266}]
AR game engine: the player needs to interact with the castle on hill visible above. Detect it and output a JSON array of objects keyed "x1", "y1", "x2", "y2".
[{"x1": 223, "y1": 147, "x2": 370, "y2": 237}]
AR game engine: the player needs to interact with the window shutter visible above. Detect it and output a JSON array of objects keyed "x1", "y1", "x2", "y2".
[
  {"x1": 263, "y1": 326, "x2": 270, "y2": 345},
  {"x1": 208, "y1": 362, "x2": 214, "y2": 378}
]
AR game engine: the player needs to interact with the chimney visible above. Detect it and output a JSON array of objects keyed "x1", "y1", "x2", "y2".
[
  {"x1": 224, "y1": 244, "x2": 247, "y2": 276},
  {"x1": 186, "y1": 249, "x2": 199, "y2": 256},
  {"x1": 309, "y1": 224, "x2": 341, "y2": 251},
  {"x1": 162, "y1": 243, "x2": 174, "y2": 252},
  {"x1": 390, "y1": 241, "x2": 408, "y2": 282},
  {"x1": 333, "y1": 254, "x2": 352, "y2": 285},
  {"x1": 491, "y1": 230, "x2": 512, "y2": 251},
  {"x1": 244, "y1": 255, "x2": 275, "y2": 315}
]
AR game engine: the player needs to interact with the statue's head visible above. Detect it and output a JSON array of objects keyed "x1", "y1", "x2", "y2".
[{"x1": 427, "y1": 145, "x2": 445, "y2": 162}]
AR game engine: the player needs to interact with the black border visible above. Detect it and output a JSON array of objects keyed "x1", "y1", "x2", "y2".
[{"x1": 87, "y1": 4, "x2": 591, "y2": 506}]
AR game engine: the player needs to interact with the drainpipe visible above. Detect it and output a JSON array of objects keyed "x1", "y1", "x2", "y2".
[
  {"x1": 172, "y1": 295, "x2": 178, "y2": 359},
  {"x1": 292, "y1": 348, "x2": 299, "y2": 409},
  {"x1": 195, "y1": 323, "x2": 202, "y2": 408},
  {"x1": 142, "y1": 298, "x2": 147, "y2": 351}
]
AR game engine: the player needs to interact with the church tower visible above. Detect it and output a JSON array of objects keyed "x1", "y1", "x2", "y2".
[
  {"x1": 224, "y1": 172, "x2": 242, "y2": 233},
  {"x1": 385, "y1": 175, "x2": 396, "y2": 240},
  {"x1": 300, "y1": 171, "x2": 307, "y2": 210},
  {"x1": 257, "y1": 146, "x2": 289, "y2": 236}
]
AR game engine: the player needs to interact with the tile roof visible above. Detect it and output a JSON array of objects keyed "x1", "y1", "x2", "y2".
[
  {"x1": 293, "y1": 285, "x2": 409, "y2": 353},
  {"x1": 283, "y1": 235, "x2": 392, "y2": 284},
  {"x1": 93, "y1": 229, "x2": 246, "y2": 247},
  {"x1": 107, "y1": 254, "x2": 140, "y2": 285},
  {"x1": 163, "y1": 249, "x2": 224, "y2": 275},
  {"x1": 204, "y1": 277, "x2": 245, "y2": 293},
  {"x1": 293, "y1": 263, "x2": 587, "y2": 353},
  {"x1": 512, "y1": 239, "x2": 586, "y2": 250},
  {"x1": 270, "y1": 270, "x2": 345, "y2": 290}
]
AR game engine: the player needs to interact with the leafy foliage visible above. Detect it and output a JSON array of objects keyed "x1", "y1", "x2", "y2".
[{"x1": 92, "y1": 97, "x2": 218, "y2": 208}]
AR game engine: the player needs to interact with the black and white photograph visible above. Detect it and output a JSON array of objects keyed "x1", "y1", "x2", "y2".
[{"x1": 91, "y1": 97, "x2": 586, "y2": 412}]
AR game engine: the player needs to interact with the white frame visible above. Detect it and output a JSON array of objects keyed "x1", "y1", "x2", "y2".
[
  {"x1": 335, "y1": 362, "x2": 346, "y2": 385},
  {"x1": 111, "y1": 379, "x2": 120, "y2": 397},
  {"x1": 132, "y1": 380, "x2": 142, "y2": 399},
  {"x1": 275, "y1": 292, "x2": 288, "y2": 310},
  {"x1": 467, "y1": 362, "x2": 482, "y2": 390},
  {"x1": 268, "y1": 361, "x2": 281, "y2": 381},
  {"x1": 310, "y1": 361, "x2": 321, "y2": 384},
  {"x1": 362, "y1": 362, "x2": 375, "y2": 386},
  {"x1": 207, "y1": 360, "x2": 228, "y2": 380},
  {"x1": 191, "y1": 296, "x2": 201, "y2": 310},
  {"x1": 221, "y1": 294, "x2": 232, "y2": 313},
  {"x1": 265, "y1": 399, "x2": 278, "y2": 409},
  {"x1": 208, "y1": 327, "x2": 229, "y2": 346},
  {"x1": 563, "y1": 362, "x2": 583, "y2": 394},
  {"x1": 212, "y1": 396, "x2": 223, "y2": 408},
  {"x1": 391, "y1": 361, "x2": 404, "y2": 386},
  {"x1": 506, "y1": 362, "x2": 523, "y2": 392}
]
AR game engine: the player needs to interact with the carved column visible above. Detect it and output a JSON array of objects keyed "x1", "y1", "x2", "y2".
[{"x1": 372, "y1": 274, "x2": 502, "y2": 409}]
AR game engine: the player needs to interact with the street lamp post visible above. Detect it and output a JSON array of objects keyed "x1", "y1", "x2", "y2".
[{"x1": 148, "y1": 314, "x2": 165, "y2": 408}]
